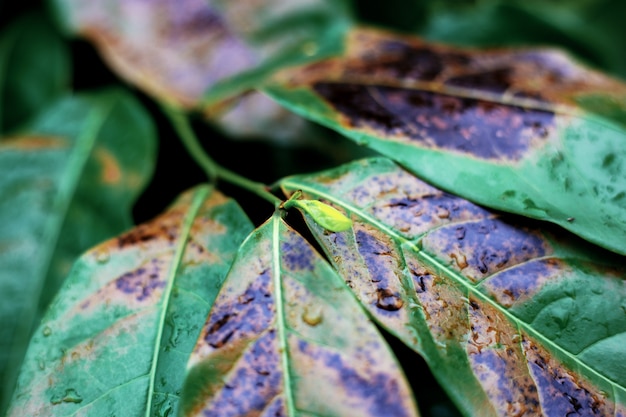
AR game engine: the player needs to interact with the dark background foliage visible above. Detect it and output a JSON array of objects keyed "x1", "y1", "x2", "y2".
[{"x1": 2, "y1": 1, "x2": 625, "y2": 415}]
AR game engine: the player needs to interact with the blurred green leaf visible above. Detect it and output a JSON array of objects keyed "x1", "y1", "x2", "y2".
[
  {"x1": 7, "y1": 187, "x2": 253, "y2": 416},
  {"x1": 50, "y1": 0, "x2": 352, "y2": 142},
  {"x1": 0, "y1": 11, "x2": 70, "y2": 134},
  {"x1": 282, "y1": 157, "x2": 626, "y2": 417},
  {"x1": 265, "y1": 27, "x2": 626, "y2": 254},
  {"x1": 0, "y1": 89, "x2": 156, "y2": 410},
  {"x1": 181, "y1": 213, "x2": 418, "y2": 417}
]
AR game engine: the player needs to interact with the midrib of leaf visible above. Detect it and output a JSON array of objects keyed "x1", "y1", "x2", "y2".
[
  {"x1": 272, "y1": 215, "x2": 297, "y2": 416},
  {"x1": 2, "y1": 98, "x2": 115, "y2": 405},
  {"x1": 281, "y1": 180, "x2": 626, "y2": 400},
  {"x1": 144, "y1": 186, "x2": 211, "y2": 417}
]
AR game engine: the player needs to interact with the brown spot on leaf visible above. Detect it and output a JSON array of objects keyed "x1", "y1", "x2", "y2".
[
  {"x1": 467, "y1": 299, "x2": 542, "y2": 416},
  {"x1": 94, "y1": 147, "x2": 122, "y2": 184},
  {"x1": 406, "y1": 254, "x2": 469, "y2": 344},
  {"x1": 422, "y1": 218, "x2": 552, "y2": 283},
  {"x1": 0, "y1": 135, "x2": 68, "y2": 151},
  {"x1": 74, "y1": 0, "x2": 256, "y2": 107},
  {"x1": 481, "y1": 258, "x2": 569, "y2": 307},
  {"x1": 313, "y1": 82, "x2": 555, "y2": 161},
  {"x1": 522, "y1": 336, "x2": 613, "y2": 416}
]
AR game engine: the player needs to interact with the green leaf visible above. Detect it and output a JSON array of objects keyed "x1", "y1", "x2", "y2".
[
  {"x1": 281, "y1": 157, "x2": 626, "y2": 417},
  {"x1": 0, "y1": 89, "x2": 155, "y2": 410},
  {"x1": 285, "y1": 197, "x2": 352, "y2": 232},
  {"x1": 50, "y1": 0, "x2": 351, "y2": 140},
  {"x1": 0, "y1": 11, "x2": 70, "y2": 134},
  {"x1": 181, "y1": 213, "x2": 419, "y2": 417},
  {"x1": 265, "y1": 27, "x2": 626, "y2": 255},
  {"x1": 7, "y1": 186, "x2": 254, "y2": 416}
]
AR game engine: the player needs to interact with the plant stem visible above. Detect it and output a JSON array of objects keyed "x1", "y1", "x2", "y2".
[{"x1": 162, "y1": 104, "x2": 283, "y2": 207}]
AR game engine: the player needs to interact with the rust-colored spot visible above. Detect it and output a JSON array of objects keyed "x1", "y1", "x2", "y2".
[
  {"x1": 0, "y1": 135, "x2": 68, "y2": 151},
  {"x1": 94, "y1": 147, "x2": 122, "y2": 184}
]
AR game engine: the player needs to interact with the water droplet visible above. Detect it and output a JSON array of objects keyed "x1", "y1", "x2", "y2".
[
  {"x1": 301, "y1": 41, "x2": 319, "y2": 56},
  {"x1": 376, "y1": 289, "x2": 404, "y2": 311},
  {"x1": 37, "y1": 358, "x2": 45, "y2": 370},
  {"x1": 356, "y1": 136, "x2": 370, "y2": 146},
  {"x1": 95, "y1": 248, "x2": 110, "y2": 264},
  {"x1": 566, "y1": 217, "x2": 575, "y2": 222},
  {"x1": 42, "y1": 326, "x2": 52, "y2": 337},
  {"x1": 156, "y1": 399, "x2": 173, "y2": 417},
  {"x1": 302, "y1": 306, "x2": 323, "y2": 326},
  {"x1": 50, "y1": 388, "x2": 83, "y2": 404}
]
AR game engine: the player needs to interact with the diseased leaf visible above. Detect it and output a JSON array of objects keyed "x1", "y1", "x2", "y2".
[
  {"x1": 281, "y1": 157, "x2": 626, "y2": 417},
  {"x1": 181, "y1": 213, "x2": 418, "y2": 417},
  {"x1": 51, "y1": 0, "x2": 351, "y2": 140},
  {"x1": 265, "y1": 27, "x2": 626, "y2": 254},
  {"x1": 0, "y1": 89, "x2": 155, "y2": 410},
  {"x1": 0, "y1": 11, "x2": 70, "y2": 134},
  {"x1": 7, "y1": 186, "x2": 253, "y2": 416}
]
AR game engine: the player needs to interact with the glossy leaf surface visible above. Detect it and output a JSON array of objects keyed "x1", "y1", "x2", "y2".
[
  {"x1": 0, "y1": 89, "x2": 155, "y2": 408},
  {"x1": 266, "y1": 27, "x2": 626, "y2": 254},
  {"x1": 181, "y1": 214, "x2": 418, "y2": 417},
  {"x1": 0, "y1": 11, "x2": 70, "y2": 133},
  {"x1": 8, "y1": 186, "x2": 253, "y2": 416},
  {"x1": 51, "y1": 0, "x2": 350, "y2": 139},
  {"x1": 281, "y1": 157, "x2": 626, "y2": 417}
]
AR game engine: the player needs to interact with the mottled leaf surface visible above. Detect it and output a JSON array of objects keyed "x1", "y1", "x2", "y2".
[
  {"x1": 281, "y1": 157, "x2": 626, "y2": 417},
  {"x1": 266, "y1": 27, "x2": 626, "y2": 254},
  {"x1": 51, "y1": 0, "x2": 350, "y2": 140},
  {"x1": 0, "y1": 89, "x2": 155, "y2": 409},
  {"x1": 7, "y1": 186, "x2": 253, "y2": 416},
  {"x1": 181, "y1": 214, "x2": 418, "y2": 417},
  {"x1": 0, "y1": 11, "x2": 70, "y2": 134}
]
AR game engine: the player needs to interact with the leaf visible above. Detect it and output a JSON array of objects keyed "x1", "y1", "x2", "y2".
[
  {"x1": 0, "y1": 89, "x2": 156, "y2": 410},
  {"x1": 7, "y1": 186, "x2": 254, "y2": 416},
  {"x1": 265, "y1": 27, "x2": 626, "y2": 254},
  {"x1": 0, "y1": 11, "x2": 70, "y2": 134},
  {"x1": 281, "y1": 157, "x2": 626, "y2": 417},
  {"x1": 181, "y1": 213, "x2": 419, "y2": 417},
  {"x1": 51, "y1": 0, "x2": 351, "y2": 140},
  {"x1": 284, "y1": 196, "x2": 352, "y2": 232}
]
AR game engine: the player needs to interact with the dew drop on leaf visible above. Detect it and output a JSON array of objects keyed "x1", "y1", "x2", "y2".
[
  {"x1": 50, "y1": 388, "x2": 82, "y2": 404},
  {"x1": 302, "y1": 305, "x2": 324, "y2": 326},
  {"x1": 95, "y1": 248, "x2": 110, "y2": 264},
  {"x1": 42, "y1": 326, "x2": 52, "y2": 337},
  {"x1": 376, "y1": 289, "x2": 404, "y2": 311}
]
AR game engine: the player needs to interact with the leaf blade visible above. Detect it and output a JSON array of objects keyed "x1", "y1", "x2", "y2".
[
  {"x1": 51, "y1": 0, "x2": 351, "y2": 140},
  {"x1": 181, "y1": 213, "x2": 419, "y2": 417},
  {"x1": 0, "y1": 89, "x2": 156, "y2": 410},
  {"x1": 281, "y1": 157, "x2": 626, "y2": 417},
  {"x1": 265, "y1": 27, "x2": 626, "y2": 254},
  {"x1": 7, "y1": 187, "x2": 254, "y2": 416}
]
